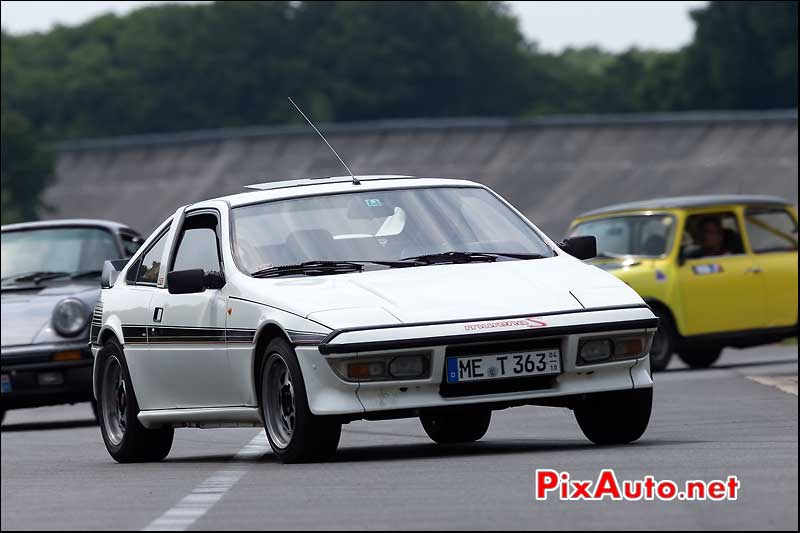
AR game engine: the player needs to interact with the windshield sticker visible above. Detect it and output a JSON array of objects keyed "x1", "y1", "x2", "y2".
[
  {"x1": 463, "y1": 317, "x2": 547, "y2": 332},
  {"x1": 365, "y1": 199, "x2": 383, "y2": 207},
  {"x1": 692, "y1": 264, "x2": 723, "y2": 275}
]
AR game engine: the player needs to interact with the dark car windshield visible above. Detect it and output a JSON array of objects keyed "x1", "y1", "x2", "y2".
[
  {"x1": 1, "y1": 227, "x2": 119, "y2": 281},
  {"x1": 231, "y1": 186, "x2": 554, "y2": 274},
  {"x1": 570, "y1": 214, "x2": 676, "y2": 257}
]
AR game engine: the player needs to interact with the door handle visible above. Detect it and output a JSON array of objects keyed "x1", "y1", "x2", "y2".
[
  {"x1": 153, "y1": 307, "x2": 164, "y2": 322},
  {"x1": 744, "y1": 266, "x2": 762, "y2": 274}
]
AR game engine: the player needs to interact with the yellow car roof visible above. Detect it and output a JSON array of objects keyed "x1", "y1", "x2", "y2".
[{"x1": 577, "y1": 194, "x2": 792, "y2": 219}]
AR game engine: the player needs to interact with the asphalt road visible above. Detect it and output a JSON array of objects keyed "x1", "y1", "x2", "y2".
[{"x1": 2, "y1": 345, "x2": 797, "y2": 531}]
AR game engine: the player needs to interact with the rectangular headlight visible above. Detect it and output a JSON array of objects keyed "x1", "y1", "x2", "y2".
[
  {"x1": 388, "y1": 355, "x2": 427, "y2": 379},
  {"x1": 329, "y1": 353, "x2": 431, "y2": 382},
  {"x1": 579, "y1": 339, "x2": 612, "y2": 364}
]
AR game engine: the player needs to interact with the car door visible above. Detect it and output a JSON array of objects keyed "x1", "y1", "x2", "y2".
[
  {"x1": 114, "y1": 223, "x2": 170, "y2": 410},
  {"x1": 742, "y1": 206, "x2": 799, "y2": 328},
  {"x1": 676, "y1": 210, "x2": 766, "y2": 336},
  {"x1": 147, "y1": 209, "x2": 240, "y2": 409}
]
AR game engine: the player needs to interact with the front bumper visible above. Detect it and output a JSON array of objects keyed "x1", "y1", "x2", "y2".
[
  {"x1": 1, "y1": 342, "x2": 94, "y2": 410},
  {"x1": 296, "y1": 305, "x2": 658, "y2": 417}
]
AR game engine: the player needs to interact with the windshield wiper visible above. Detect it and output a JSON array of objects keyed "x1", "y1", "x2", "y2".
[
  {"x1": 251, "y1": 259, "x2": 424, "y2": 278},
  {"x1": 0, "y1": 271, "x2": 71, "y2": 285},
  {"x1": 70, "y1": 270, "x2": 103, "y2": 279},
  {"x1": 401, "y1": 251, "x2": 548, "y2": 264},
  {"x1": 251, "y1": 261, "x2": 366, "y2": 278}
]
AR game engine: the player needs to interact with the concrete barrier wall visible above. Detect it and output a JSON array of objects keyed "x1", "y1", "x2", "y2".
[{"x1": 47, "y1": 110, "x2": 798, "y2": 237}]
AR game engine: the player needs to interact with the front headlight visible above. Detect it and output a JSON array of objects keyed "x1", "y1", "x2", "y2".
[{"x1": 52, "y1": 298, "x2": 89, "y2": 337}]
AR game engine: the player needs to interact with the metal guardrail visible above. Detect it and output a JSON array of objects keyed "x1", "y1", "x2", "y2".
[{"x1": 56, "y1": 109, "x2": 798, "y2": 152}]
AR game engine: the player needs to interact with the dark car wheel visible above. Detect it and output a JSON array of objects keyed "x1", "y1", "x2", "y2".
[
  {"x1": 649, "y1": 309, "x2": 676, "y2": 371},
  {"x1": 420, "y1": 409, "x2": 491, "y2": 444},
  {"x1": 678, "y1": 344, "x2": 723, "y2": 369},
  {"x1": 90, "y1": 398, "x2": 100, "y2": 423},
  {"x1": 574, "y1": 388, "x2": 652, "y2": 445},
  {"x1": 98, "y1": 339, "x2": 173, "y2": 463},
  {"x1": 260, "y1": 338, "x2": 341, "y2": 463}
]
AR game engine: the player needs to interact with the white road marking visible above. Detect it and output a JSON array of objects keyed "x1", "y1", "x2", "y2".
[
  {"x1": 141, "y1": 432, "x2": 268, "y2": 531},
  {"x1": 748, "y1": 375, "x2": 798, "y2": 396}
]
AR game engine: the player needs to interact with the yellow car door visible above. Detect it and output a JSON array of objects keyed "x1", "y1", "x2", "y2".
[
  {"x1": 742, "y1": 206, "x2": 799, "y2": 328},
  {"x1": 677, "y1": 210, "x2": 766, "y2": 336}
]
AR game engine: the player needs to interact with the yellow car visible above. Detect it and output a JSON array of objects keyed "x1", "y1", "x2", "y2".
[{"x1": 569, "y1": 195, "x2": 798, "y2": 371}]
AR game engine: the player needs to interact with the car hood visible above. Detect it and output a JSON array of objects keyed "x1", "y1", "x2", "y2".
[
  {"x1": 1, "y1": 281, "x2": 99, "y2": 348},
  {"x1": 246, "y1": 255, "x2": 644, "y2": 329}
]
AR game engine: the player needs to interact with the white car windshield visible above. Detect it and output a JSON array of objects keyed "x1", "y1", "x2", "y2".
[
  {"x1": 1, "y1": 227, "x2": 119, "y2": 281},
  {"x1": 570, "y1": 215, "x2": 676, "y2": 257},
  {"x1": 231, "y1": 186, "x2": 554, "y2": 273}
]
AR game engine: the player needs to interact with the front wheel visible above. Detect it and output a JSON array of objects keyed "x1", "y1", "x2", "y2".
[
  {"x1": 260, "y1": 338, "x2": 341, "y2": 463},
  {"x1": 98, "y1": 340, "x2": 173, "y2": 463},
  {"x1": 574, "y1": 388, "x2": 652, "y2": 445},
  {"x1": 420, "y1": 409, "x2": 491, "y2": 444},
  {"x1": 649, "y1": 309, "x2": 676, "y2": 371},
  {"x1": 677, "y1": 345, "x2": 723, "y2": 369}
]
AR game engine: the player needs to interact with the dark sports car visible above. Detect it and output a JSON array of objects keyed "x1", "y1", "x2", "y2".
[{"x1": 1, "y1": 219, "x2": 142, "y2": 424}]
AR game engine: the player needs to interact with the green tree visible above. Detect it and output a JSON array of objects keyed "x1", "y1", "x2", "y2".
[
  {"x1": 684, "y1": 1, "x2": 798, "y2": 109},
  {"x1": 1, "y1": 108, "x2": 54, "y2": 224}
]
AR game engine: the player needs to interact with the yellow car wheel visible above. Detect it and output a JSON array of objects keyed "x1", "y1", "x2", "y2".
[{"x1": 678, "y1": 345, "x2": 723, "y2": 369}]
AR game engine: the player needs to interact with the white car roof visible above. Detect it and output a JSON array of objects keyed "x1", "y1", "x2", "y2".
[{"x1": 195, "y1": 175, "x2": 483, "y2": 210}]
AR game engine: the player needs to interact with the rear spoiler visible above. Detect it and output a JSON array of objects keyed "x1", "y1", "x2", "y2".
[{"x1": 101, "y1": 259, "x2": 129, "y2": 289}]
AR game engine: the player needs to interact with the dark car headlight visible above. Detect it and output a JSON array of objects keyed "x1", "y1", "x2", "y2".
[{"x1": 52, "y1": 298, "x2": 89, "y2": 337}]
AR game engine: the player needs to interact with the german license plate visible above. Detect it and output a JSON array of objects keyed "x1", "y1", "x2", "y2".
[
  {"x1": 446, "y1": 349, "x2": 561, "y2": 383},
  {"x1": 1, "y1": 374, "x2": 11, "y2": 394}
]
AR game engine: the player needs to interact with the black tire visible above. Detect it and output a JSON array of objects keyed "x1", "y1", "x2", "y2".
[
  {"x1": 260, "y1": 338, "x2": 341, "y2": 463},
  {"x1": 97, "y1": 339, "x2": 173, "y2": 463},
  {"x1": 677, "y1": 344, "x2": 723, "y2": 369},
  {"x1": 420, "y1": 409, "x2": 491, "y2": 444},
  {"x1": 649, "y1": 308, "x2": 676, "y2": 371},
  {"x1": 90, "y1": 398, "x2": 99, "y2": 423},
  {"x1": 574, "y1": 388, "x2": 652, "y2": 445}
]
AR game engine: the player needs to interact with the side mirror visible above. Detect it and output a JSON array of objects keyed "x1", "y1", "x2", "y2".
[
  {"x1": 559, "y1": 236, "x2": 597, "y2": 260},
  {"x1": 101, "y1": 259, "x2": 129, "y2": 289},
  {"x1": 167, "y1": 269, "x2": 225, "y2": 294}
]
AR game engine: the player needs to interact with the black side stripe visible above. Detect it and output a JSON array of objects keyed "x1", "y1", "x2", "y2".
[
  {"x1": 121, "y1": 326, "x2": 256, "y2": 345},
  {"x1": 122, "y1": 326, "x2": 149, "y2": 344}
]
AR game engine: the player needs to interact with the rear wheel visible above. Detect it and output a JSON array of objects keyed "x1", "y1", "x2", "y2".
[
  {"x1": 260, "y1": 338, "x2": 341, "y2": 463},
  {"x1": 677, "y1": 344, "x2": 723, "y2": 369},
  {"x1": 649, "y1": 309, "x2": 676, "y2": 371},
  {"x1": 420, "y1": 409, "x2": 491, "y2": 444},
  {"x1": 574, "y1": 388, "x2": 652, "y2": 445},
  {"x1": 98, "y1": 340, "x2": 173, "y2": 463}
]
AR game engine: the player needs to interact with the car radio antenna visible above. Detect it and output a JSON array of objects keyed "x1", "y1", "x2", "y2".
[{"x1": 288, "y1": 97, "x2": 360, "y2": 185}]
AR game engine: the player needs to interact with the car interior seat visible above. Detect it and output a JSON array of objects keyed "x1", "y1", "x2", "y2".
[
  {"x1": 723, "y1": 228, "x2": 745, "y2": 254},
  {"x1": 285, "y1": 229, "x2": 340, "y2": 262},
  {"x1": 641, "y1": 234, "x2": 666, "y2": 256}
]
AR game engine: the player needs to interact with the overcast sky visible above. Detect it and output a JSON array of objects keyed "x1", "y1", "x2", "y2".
[{"x1": 1, "y1": 1, "x2": 707, "y2": 52}]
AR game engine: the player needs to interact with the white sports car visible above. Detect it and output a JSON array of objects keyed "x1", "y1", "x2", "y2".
[{"x1": 92, "y1": 175, "x2": 658, "y2": 463}]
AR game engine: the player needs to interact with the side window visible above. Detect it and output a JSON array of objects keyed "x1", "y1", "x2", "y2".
[
  {"x1": 126, "y1": 258, "x2": 141, "y2": 284},
  {"x1": 120, "y1": 232, "x2": 144, "y2": 258},
  {"x1": 682, "y1": 212, "x2": 744, "y2": 259},
  {"x1": 171, "y1": 214, "x2": 222, "y2": 274},
  {"x1": 136, "y1": 232, "x2": 168, "y2": 284},
  {"x1": 744, "y1": 208, "x2": 798, "y2": 253}
]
